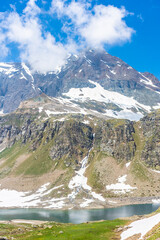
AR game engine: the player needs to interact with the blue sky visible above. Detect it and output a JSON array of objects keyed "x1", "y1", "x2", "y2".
[{"x1": 0, "y1": 0, "x2": 159, "y2": 78}]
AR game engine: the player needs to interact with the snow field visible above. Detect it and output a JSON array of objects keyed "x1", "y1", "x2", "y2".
[
  {"x1": 63, "y1": 80, "x2": 153, "y2": 120},
  {"x1": 121, "y1": 213, "x2": 160, "y2": 240},
  {"x1": 0, "y1": 183, "x2": 65, "y2": 209}
]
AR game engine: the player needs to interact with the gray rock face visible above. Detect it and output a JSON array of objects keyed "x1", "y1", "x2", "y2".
[
  {"x1": 0, "y1": 111, "x2": 136, "y2": 165},
  {"x1": 94, "y1": 119, "x2": 136, "y2": 162},
  {"x1": 50, "y1": 121, "x2": 93, "y2": 167},
  {"x1": 0, "y1": 63, "x2": 40, "y2": 113},
  {"x1": 0, "y1": 114, "x2": 93, "y2": 167},
  {"x1": 141, "y1": 111, "x2": 160, "y2": 167},
  {"x1": 1, "y1": 109, "x2": 160, "y2": 168}
]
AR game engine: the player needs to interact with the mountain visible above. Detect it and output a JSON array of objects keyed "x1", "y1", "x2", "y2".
[
  {"x1": 0, "y1": 49, "x2": 160, "y2": 209},
  {"x1": 0, "y1": 106, "x2": 160, "y2": 209},
  {"x1": 0, "y1": 62, "x2": 40, "y2": 113},
  {"x1": 0, "y1": 49, "x2": 160, "y2": 120}
]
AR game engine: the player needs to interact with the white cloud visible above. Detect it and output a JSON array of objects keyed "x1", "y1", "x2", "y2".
[
  {"x1": 80, "y1": 5, "x2": 134, "y2": 48},
  {"x1": 0, "y1": 14, "x2": 9, "y2": 59},
  {"x1": 0, "y1": 0, "x2": 135, "y2": 72},
  {"x1": 23, "y1": 0, "x2": 41, "y2": 17},
  {"x1": 0, "y1": 1, "x2": 71, "y2": 73},
  {"x1": 51, "y1": 1, "x2": 135, "y2": 48},
  {"x1": 0, "y1": 34, "x2": 8, "y2": 59},
  {"x1": 6, "y1": 12, "x2": 68, "y2": 73},
  {"x1": 51, "y1": 0, "x2": 65, "y2": 17},
  {"x1": 65, "y1": 1, "x2": 90, "y2": 26}
]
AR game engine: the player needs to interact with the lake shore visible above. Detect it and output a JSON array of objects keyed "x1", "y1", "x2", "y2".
[
  {"x1": 1, "y1": 195, "x2": 159, "y2": 211},
  {"x1": 0, "y1": 219, "x2": 48, "y2": 225}
]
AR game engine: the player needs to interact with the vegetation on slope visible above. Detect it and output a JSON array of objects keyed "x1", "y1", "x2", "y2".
[
  {"x1": 0, "y1": 219, "x2": 128, "y2": 240},
  {"x1": 1, "y1": 109, "x2": 160, "y2": 199}
]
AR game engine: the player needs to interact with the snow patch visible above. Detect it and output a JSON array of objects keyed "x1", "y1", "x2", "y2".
[
  {"x1": 139, "y1": 73, "x2": 157, "y2": 88},
  {"x1": 80, "y1": 198, "x2": 94, "y2": 208},
  {"x1": 106, "y1": 175, "x2": 137, "y2": 194},
  {"x1": 39, "y1": 107, "x2": 43, "y2": 113},
  {"x1": 46, "y1": 110, "x2": 62, "y2": 116},
  {"x1": 83, "y1": 120, "x2": 90, "y2": 125},
  {"x1": 106, "y1": 74, "x2": 110, "y2": 79},
  {"x1": 152, "y1": 199, "x2": 160, "y2": 204},
  {"x1": 110, "y1": 70, "x2": 116, "y2": 75},
  {"x1": 0, "y1": 63, "x2": 13, "y2": 68},
  {"x1": 63, "y1": 80, "x2": 151, "y2": 121},
  {"x1": 0, "y1": 109, "x2": 4, "y2": 115},
  {"x1": 121, "y1": 213, "x2": 160, "y2": 240},
  {"x1": 53, "y1": 117, "x2": 66, "y2": 122},
  {"x1": 152, "y1": 169, "x2": 160, "y2": 174},
  {"x1": 0, "y1": 147, "x2": 6, "y2": 153},
  {"x1": 8, "y1": 74, "x2": 14, "y2": 78},
  {"x1": 45, "y1": 109, "x2": 72, "y2": 116},
  {"x1": 20, "y1": 72, "x2": 27, "y2": 80},
  {"x1": 100, "y1": 60, "x2": 110, "y2": 68},
  {"x1": 108, "y1": 200, "x2": 117, "y2": 204},
  {"x1": 91, "y1": 192, "x2": 105, "y2": 202},
  {"x1": 0, "y1": 183, "x2": 65, "y2": 209},
  {"x1": 22, "y1": 63, "x2": 35, "y2": 91},
  {"x1": 126, "y1": 162, "x2": 131, "y2": 168},
  {"x1": 0, "y1": 63, "x2": 18, "y2": 75},
  {"x1": 55, "y1": 66, "x2": 62, "y2": 74},
  {"x1": 104, "y1": 109, "x2": 144, "y2": 121},
  {"x1": 86, "y1": 59, "x2": 92, "y2": 65},
  {"x1": 63, "y1": 81, "x2": 150, "y2": 111},
  {"x1": 153, "y1": 103, "x2": 160, "y2": 109}
]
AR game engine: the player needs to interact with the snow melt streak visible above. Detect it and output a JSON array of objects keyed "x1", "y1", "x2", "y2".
[{"x1": 68, "y1": 149, "x2": 105, "y2": 203}]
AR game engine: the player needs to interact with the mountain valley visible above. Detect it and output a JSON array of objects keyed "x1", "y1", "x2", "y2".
[
  {"x1": 0, "y1": 49, "x2": 160, "y2": 210},
  {"x1": 0, "y1": 101, "x2": 160, "y2": 209}
]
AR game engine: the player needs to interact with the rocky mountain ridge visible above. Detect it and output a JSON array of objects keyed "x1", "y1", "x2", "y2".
[{"x1": 0, "y1": 49, "x2": 160, "y2": 120}]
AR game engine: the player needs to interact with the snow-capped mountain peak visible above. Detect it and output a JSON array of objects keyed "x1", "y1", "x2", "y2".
[{"x1": 0, "y1": 49, "x2": 160, "y2": 120}]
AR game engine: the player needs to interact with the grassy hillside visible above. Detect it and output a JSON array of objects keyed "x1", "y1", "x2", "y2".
[{"x1": 0, "y1": 219, "x2": 128, "y2": 240}]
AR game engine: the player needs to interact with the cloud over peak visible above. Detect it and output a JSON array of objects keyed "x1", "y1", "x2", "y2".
[{"x1": 0, "y1": 0, "x2": 135, "y2": 73}]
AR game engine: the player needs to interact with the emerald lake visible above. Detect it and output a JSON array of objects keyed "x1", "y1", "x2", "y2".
[{"x1": 0, "y1": 203, "x2": 160, "y2": 224}]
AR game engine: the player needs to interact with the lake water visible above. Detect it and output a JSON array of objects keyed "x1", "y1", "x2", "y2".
[{"x1": 0, "y1": 203, "x2": 160, "y2": 224}]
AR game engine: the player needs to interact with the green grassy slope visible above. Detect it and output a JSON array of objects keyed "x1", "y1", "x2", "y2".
[{"x1": 0, "y1": 219, "x2": 128, "y2": 240}]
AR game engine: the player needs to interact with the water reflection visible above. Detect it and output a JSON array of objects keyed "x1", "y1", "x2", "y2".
[
  {"x1": 68, "y1": 210, "x2": 90, "y2": 223},
  {"x1": 0, "y1": 203, "x2": 159, "y2": 224}
]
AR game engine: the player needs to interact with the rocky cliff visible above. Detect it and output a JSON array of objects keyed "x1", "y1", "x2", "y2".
[
  {"x1": 1, "y1": 109, "x2": 160, "y2": 172},
  {"x1": 141, "y1": 110, "x2": 160, "y2": 168}
]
